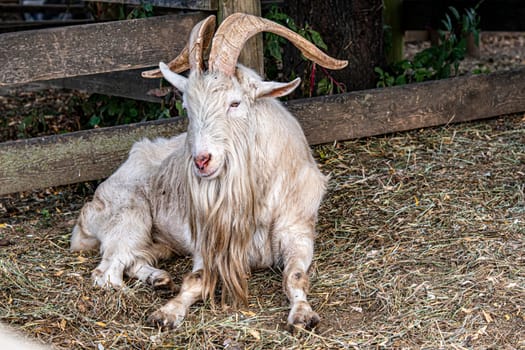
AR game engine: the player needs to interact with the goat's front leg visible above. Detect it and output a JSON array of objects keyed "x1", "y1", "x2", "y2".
[
  {"x1": 148, "y1": 269, "x2": 203, "y2": 328},
  {"x1": 280, "y1": 231, "x2": 320, "y2": 331}
]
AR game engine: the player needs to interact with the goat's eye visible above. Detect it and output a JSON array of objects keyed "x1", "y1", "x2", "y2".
[{"x1": 229, "y1": 101, "x2": 240, "y2": 108}]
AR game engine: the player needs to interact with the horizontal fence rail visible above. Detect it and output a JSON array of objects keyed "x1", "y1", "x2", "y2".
[
  {"x1": 1, "y1": 67, "x2": 525, "y2": 195},
  {"x1": 84, "y1": 0, "x2": 217, "y2": 10},
  {"x1": 0, "y1": 12, "x2": 206, "y2": 86}
]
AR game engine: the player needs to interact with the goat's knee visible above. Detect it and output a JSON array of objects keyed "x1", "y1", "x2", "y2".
[{"x1": 70, "y1": 223, "x2": 99, "y2": 251}]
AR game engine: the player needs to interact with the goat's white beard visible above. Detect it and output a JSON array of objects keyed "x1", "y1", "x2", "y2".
[{"x1": 186, "y1": 143, "x2": 257, "y2": 306}]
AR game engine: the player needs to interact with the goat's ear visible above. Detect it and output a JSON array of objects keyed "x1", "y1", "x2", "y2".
[
  {"x1": 255, "y1": 78, "x2": 301, "y2": 99},
  {"x1": 159, "y1": 62, "x2": 188, "y2": 92}
]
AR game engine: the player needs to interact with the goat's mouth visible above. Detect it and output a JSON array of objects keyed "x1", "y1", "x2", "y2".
[
  {"x1": 192, "y1": 152, "x2": 223, "y2": 179},
  {"x1": 195, "y1": 165, "x2": 220, "y2": 179}
]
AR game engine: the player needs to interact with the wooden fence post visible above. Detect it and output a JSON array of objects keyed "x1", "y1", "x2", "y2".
[
  {"x1": 384, "y1": 0, "x2": 403, "y2": 63},
  {"x1": 218, "y1": 0, "x2": 264, "y2": 76}
]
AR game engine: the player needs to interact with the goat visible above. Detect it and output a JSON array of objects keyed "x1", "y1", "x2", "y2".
[{"x1": 71, "y1": 13, "x2": 347, "y2": 330}]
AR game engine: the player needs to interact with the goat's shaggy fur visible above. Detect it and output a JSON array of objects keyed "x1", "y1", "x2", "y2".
[{"x1": 72, "y1": 64, "x2": 327, "y2": 329}]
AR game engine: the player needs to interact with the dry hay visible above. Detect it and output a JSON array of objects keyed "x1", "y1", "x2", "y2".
[{"x1": 0, "y1": 112, "x2": 523, "y2": 349}]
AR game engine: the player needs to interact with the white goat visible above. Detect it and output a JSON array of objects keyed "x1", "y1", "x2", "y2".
[{"x1": 71, "y1": 13, "x2": 347, "y2": 330}]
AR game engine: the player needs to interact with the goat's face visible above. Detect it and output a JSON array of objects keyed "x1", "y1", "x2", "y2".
[
  {"x1": 184, "y1": 70, "x2": 249, "y2": 179},
  {"x1": 160, "y1": 64, "x2": 301, "y2": 180}
]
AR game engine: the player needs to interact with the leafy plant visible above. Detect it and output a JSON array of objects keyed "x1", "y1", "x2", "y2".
[
  {"x1": 39, "y1": 208, "x2": 52, "y2": 228},
  {"x1": 376, "y1": 5, "x2": 482, "y2": 88},
  {"x1": 126, "y1": 2, "x2": 154, "y2": 19},
  {"x1": 17, "y1": 111, "x2": 49, "y2": 138},
  {"x1": 263, "y1": 5, "x2": 345, "y2": 97},
  {"x1": 82, "y1": 94, "x2": 171, "y2": 128}
]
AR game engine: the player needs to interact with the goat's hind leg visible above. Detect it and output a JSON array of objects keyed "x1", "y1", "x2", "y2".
[
  {"x1": 128, "y1": 262, "x2": 174, "y2": 290},
  {"x1": 91, "y1": 209, "x2": 157, "y2": 289},
  {"x1": 127, "y1": 245, "x2": 176, "y2": 290},
  {"x1": 94, "y1": 246, "x2": 174, "y2": 290},
  {"x1": 91, "y1": 255, "x2": 126, "y2": 288}
]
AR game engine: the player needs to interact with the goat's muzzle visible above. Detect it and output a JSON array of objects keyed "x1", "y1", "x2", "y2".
[
  {"x1": 194, "y1": 152, "x2": 211, "y2": 170},
  {"x1": 194, "y1": 152, "x2": 218, "y2": 178}
]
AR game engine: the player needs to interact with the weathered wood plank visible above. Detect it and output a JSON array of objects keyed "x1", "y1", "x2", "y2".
[
  {"x1": 290, "y1": 68, "x2": 525, "y2": 145},
  {"x1": 0, "y1": 13, "x2": 206, "y2": 86},
  {"x1": 0, "y1": 68, "x2": 163, "y2": 102},
  {"x1": 84, "y1": 0, "x2": 217, "y2": 10},
  {"x1": 0, "y1": 118, "x2": 187, "y2": 195},
  {"x1": 1, "y1": 67, "x2": 525, "y2": 194},
  {"x1": 42, "y1": 68, "x2": 163, "y2": 103}
]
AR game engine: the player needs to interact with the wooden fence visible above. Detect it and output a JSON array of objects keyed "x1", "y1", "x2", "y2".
[{"x1": 1, "y1": 0, "x2": 525, "y2": 195}]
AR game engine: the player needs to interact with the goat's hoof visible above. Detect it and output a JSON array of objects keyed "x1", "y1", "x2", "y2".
[
  {"x1": 287, "y1": 302, "x2": 320, "y2": 332},
  {"x1": 153, "y1": 277, "x2": 176, "y2": 291},
  {"x1": 147, "y1": 272, "x2": 175, "y2": 291},
  {"x1": 91, "y1": 269, "x2": 124, "y2": 289},
  {"x1": 148, "y1": 309, "x2": 185, "y2": 329}
]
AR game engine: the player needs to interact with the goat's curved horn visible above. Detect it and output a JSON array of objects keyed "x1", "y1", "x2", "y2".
[
  {"x1": 141, "y1": 45, "x2": 190, "y2": 78},
  {"x1": 142, "y1": 15, "x2": 216, "y2": 78},
  {"x1": 209, "y1": 13, "x2": 348, "y2": 76}
]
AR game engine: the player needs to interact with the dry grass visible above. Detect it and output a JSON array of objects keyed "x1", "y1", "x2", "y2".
[{"x1": 1, "y1": 113, "x2": 524, "y2": 349}]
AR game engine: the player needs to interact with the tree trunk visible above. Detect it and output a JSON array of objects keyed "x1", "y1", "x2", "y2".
[{"x1": 280, "y1": 0, "x2": 384, "y2": 92}]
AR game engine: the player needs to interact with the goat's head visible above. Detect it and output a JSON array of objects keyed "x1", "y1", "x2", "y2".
[{"x1": 144, "y1": 13, "x2": 348, "y2": 180}]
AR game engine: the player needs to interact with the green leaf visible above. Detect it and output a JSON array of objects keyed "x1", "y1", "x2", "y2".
[
  {"x1": 89, "y1": 115, "x2": 101, "y2": 127},
  {"x1": 441, "y1": 14, "x2": 452, "y2": 32},
  {"x1": 158, "y1": 108, "x2": 171, "y2": 119},
  {"x1": 285, "y1": 17, "x2": 298, "y2": 32},
  {"x1": 394, "y1": 75, "x2": 406, "y2": 85},
  {"x1": 316, "y1": 77, "x2": 332, "y2": 95},
  {"x1": 108, "y1": 102, "x2": 119, "y2": 116},
  {"x1": 175, "y1": 100, "x2": 186, "y2": 117},
  {"x1": 267, "y1": 42, "x2": 282, "y2": 62},
  {"x1": 143, "y1": 3, "x2": 153, "y2": 12},
  {"x1": 448, "y1": 6, "x2": 460, "y2": 20},
  {"x1": 398, "y1": 60, "x2": 410, "y2": 70},
  {"x1": 308, "y1": 29, "x2": 327, "y2": 50}
]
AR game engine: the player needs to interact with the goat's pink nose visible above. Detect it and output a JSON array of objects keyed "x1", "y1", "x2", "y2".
[{"x1": 194, "y1": 152, "x2": 211, "y2": 170}]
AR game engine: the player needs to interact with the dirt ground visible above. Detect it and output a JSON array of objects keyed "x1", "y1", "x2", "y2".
[{"x1": 0, "y1": 33, "x2": 524, "y2": 349}]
